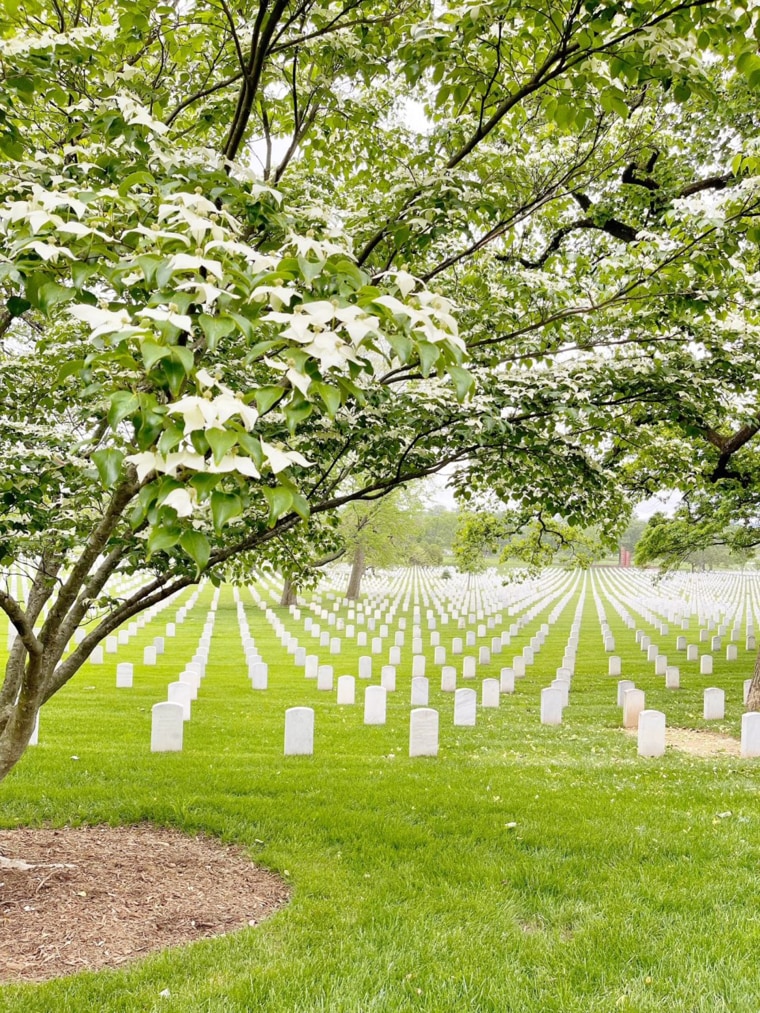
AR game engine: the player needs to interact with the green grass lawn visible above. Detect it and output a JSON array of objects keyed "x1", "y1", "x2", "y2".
[{"x1": 2, "y1": 571, "x2": 760, "y2": 1012}]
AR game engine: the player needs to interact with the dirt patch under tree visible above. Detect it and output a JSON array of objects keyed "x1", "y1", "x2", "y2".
[{"x1": 0, "y1": 825, "x2": 289, "y2": 984}]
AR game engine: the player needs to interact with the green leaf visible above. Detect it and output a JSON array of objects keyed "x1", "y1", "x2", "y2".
[
  {"x1": 416, "y1": 340, "x2": 440, "y2": 376},
  {"x1": 189, "y1": 473, "x2": 221, "y2": 499},
  {"x1": 108, "y1": 391, "x2": 139, "y2": 429},
  {"x1": 448, "y1": 365, "x2": 475, "y2": 401},
  {"x1": 92, "y1": 448, "x2": 125, "y2": 489},
  {"x1": 37, "y1": 281, "x2": 75, "y2": 314},
  {"x1": 179, "y1": 529, "x2": 210, "y2": 572},
  {"x1": 263, "y1": 485, "x2": 293, "y2": 526},
  {"x1": 255, "y1": 386, "x2": 285, "y2": 414},
  {"x1": 141, "y1": 338, "x2": 170, "y2": 370},
  {"x1": 7, "y1": 295, "x2": 31, "y2": 318},
  {"x1": 198, "y1": 313, "x2": 235, "y2": 350},
  {"x1": 291, "y1": 491, "x2": 310, "y2": 520},
  {"x1": 56, "y1": 358, "x2": 85, "y2": 384},
  {"x1": 206, "y1": 427, "x2": 238, "y2": 465},
  {"x1": 313, "y1": 381, "x2": 342, "y2": 415},
  {"x1": 210, "y1": 491, "x2": 243, "y2": 532},
  {"x1": 147, "y1": 525, "x2": 181, "y2": 555},
  {"x1": 161, "y1": 358, "x2": 186, "y2": 397},
  {"x1": 170, "y1": 344, "x2": 195, "y2": 373}
]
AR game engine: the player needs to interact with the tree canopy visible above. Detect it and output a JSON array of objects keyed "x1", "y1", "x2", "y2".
[{"x1": 2, "y1": 0, "x2": 760, "y2": 778}]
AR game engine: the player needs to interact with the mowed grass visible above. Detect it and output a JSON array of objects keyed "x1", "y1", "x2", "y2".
[{"x1": 2, "y1": 571, "x2": 760, "y2": 1012}]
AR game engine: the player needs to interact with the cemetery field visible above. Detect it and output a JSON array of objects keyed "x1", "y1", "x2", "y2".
[{"x1": 1, "y1": 568, "x2": 760, "y2": 1011}]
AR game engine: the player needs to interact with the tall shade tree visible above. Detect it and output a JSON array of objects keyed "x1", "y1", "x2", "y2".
[{"x1": 1, "y1": 0, "x2": 760, "y2": 780}]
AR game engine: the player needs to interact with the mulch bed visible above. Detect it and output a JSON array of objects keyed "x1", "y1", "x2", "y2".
[{"x1": 0, "y1": 825, "x2": 290, "y2": 984}]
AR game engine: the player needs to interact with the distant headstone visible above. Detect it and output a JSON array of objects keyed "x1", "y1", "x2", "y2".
[
  {"x1": 500, "y1": 668, "x2": 515, "y2": 694},
  {"x1": 409, "y1": 708, "x2": 438, "y2": 757},
  {"x1": 608, "y1": 656, "x2": 621, "y2": 677},
  {"x1": 381, "y1": 665, "x2": 396, "y2": 692},
  {"x1": 665, "y1": 666, "x2": 680, "y2": 689},
  {"x1": 412, "y1": 655, "x2": 426, "y2": 678},
  {"x1": 617, "y1": 680, "x2": 635, "y2": 706},
  {"x1": 411, "y1": 677, "x2": 429, "y2": 706},
  {"x1": 151, "y1": 702, "x2": 184, "y2": 752},
  {"x1": 441, "y1": 666, "x2": 457, "y2": 692},
  {"x1": 726, "y1": 644, "x2": 738, "y2": 661},
  {"x1": 284, "y1": 707, "x2": 314, "y2": 755},
  {"x1": 638, "y1": 710, "x2": 666, "y2": 758},
  {"x1": 741, "y1": 712, "x2": 760, "y2": 757},
  {"x1": 90, "y1": 645, "x2": 104, "y2": 665},
  {"x1": 305, "y1": 655, "x2": 318, "y2": 679},
  {"x1": 744, "y1": 679, "x2": 753, "y2": 705},
  {"x1": 317, "y1": 665, "x2": 333, "y2": 691},
  {"x1": 250, "y1": 662, "x2": 268, "y2": 690},
  {"x1": 540, "y1": 687, "x2": 563, "y2": 725},
  {"x1": 364, "y1": 685, "x2": 387, "y2": 725},
  {"x1": 462, "y1": 656, "x2": 476, "y2": 679},
  {"x1": 105, "y1": 635, "x2": 118, "y2": 654},
  {"x1": 116, "y1": 662, "x2": 133, "y2": 688},
  {"x1": 703, "y1": 687, "x2": 725, "y2": 720},
  {"x1": 168, "y1": 682, "x2": 192, "y2": 720},
  {"x1": 452, "y1": 637, "x2": 463, "y2": 655},
  {"x1": 454, "y1": 687, "x2": 476, "y2": 726},
  {"x1": 143, "y1": 646, "x2": 156, "y2": 665},
  {"x1": 676, "y1": 636, "x2": 687, "y2": 651},
  {"x1": 623, "y1": 688, "x2": 645, "y2": 729},
  {"x1": 359, "y1": 656, "x2": 372, "y2": 679},
  {"x1": 700, "y1": 655, "x2": 713, "y2": 676},
  {"x1": 337, "y1": 675, "x2": 355, "y2": 705},
  {"x1": 686, "y1": 645, "x2": 698, "y2": 662},
  {"x1": 481, "y1": 678, "x2": 500, "y2": 708}
]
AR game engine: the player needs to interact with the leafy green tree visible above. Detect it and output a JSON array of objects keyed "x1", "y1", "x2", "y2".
[{"x1": 1, "y1": 0, "x2": 760, "y2": 781}]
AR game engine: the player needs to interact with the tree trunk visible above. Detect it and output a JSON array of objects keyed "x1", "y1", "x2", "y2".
[
  {"x1": 346, "y1": 544, "x2": 365, "y2": 600},
  {"x1": 746, "y1": 642, "x2": 760, "y2": 711},
  {"x1": 280, "y1": 580, "x2": 298, "y2": 608}
]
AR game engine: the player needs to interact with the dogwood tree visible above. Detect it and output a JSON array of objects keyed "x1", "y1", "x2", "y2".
[{"x1": 1, "y1": 0, "x2": 759, "y2": 779}]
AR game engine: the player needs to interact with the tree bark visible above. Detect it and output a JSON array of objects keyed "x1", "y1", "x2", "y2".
[
  {"x1": 746, "y1": 642, "x2": 760, "y2": 711},
  {"x1": 345, "y1": 544, "x2": 365, "y2": 600},
  {"x1": 280, "y1": 579, "x2": 298, "y2": 608}
]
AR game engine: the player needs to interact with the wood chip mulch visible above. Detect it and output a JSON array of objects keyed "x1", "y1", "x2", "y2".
[{"x1": 0, "y1": 825, "x2": 290, "y2": 984}]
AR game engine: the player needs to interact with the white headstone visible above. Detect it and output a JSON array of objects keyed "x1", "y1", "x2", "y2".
[
  {"x1": 143, "y1": 645, "x2": 156, "y2": 666},
  {"x1": 151, "y1": 702, "x2": 184, "y2": 752},
  {"x1": 412, "y1": 655, "x2": 426, "y2": 678},
  {"x1": 703, "y1": 687, "x2": 725, "y2": 720},
  {"x1": 317, "y1": 665, "x2": 333, "y2": 691},
  {"x1": 90, "y1": 645, "x2": 104, "y2": 665},
  {"x1": 441, "y1": 666, "x2": 456, "y2": 692},
  {"x1": 116, "y1": 662, "x2": 133, "y2": 688},
  {"x1": 250, "y1": 662, "x2": 268, "y2": 690},
  {"x1": 454, "y1": 687, "x2": 476, "y2": 726},
  {"x1": 481, "y1": 678, "x2": 500, "y2": 708},
  {"x1": 500, "y1": 667, "x2": 515, "y2": 693},
  {"x1": 741, "y1": 712, "x2": 760, "y2": 757},
  {"x1": 462, "y1": 656, "x2": 476, "y2": 679},
  {"x1": 608, "y1": 656, "x2": 621, "y2": 677},
  {"x1": 105, "y1": 635, "x2": 118, "y2": 654},
  {"x1": 686, "y1": 644, "x2": 699, "y2": 662},
  {"x1": 359, "y1": 656, "x2": 372, "y2": 679},
  {"x1": 540, "y1": 687, "x2": 563, "y2": 725},
  {"x1": 617, "y1": 679, "x2": 635, "y2": 706},
  {"x1": 654, "y1": 655, "x2": 667, "y2": 676},
  {"x1": 700, "y1": 655, "x2": 713, "y2": 676},
  {"x1": 726, "y1": 644, "x2": 738, "y2": 661},
  {"x1": 744, "y1": 678, "x2": 753, "y2": 705},
  {"x1": 638, "y1": 709, "x2": 666, "y2": 758},
  {"x1": 381, "y1": 665, "x2": 396, "y2": 692},
  {"x1": 284, "y1": 707, "x2": 314, "y2": 755},
  {"x1": 409, "y1": 708, "x2": 438, "y2": 757},
  {"x1": 337, "y1": 675, "x2": 355, "y2": 705},
  {"x1": 665, "y1": 666, "x2": 680, "y2": 689},
  {"x1": 305, "y1": 654, "x2": 318, "y2": 679},
  {"x1": 411, "y1": 677, "x2": 429, "y2": 706},
  {"x1": 364, "y1": 685, "x2": 387, "y2": 725},
  {"x1": 168, "y1": 681, "x2": 192, "y2": 720},
  {"x1": 623, "y1": 688, "x2": 645, "y2": 729}
]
